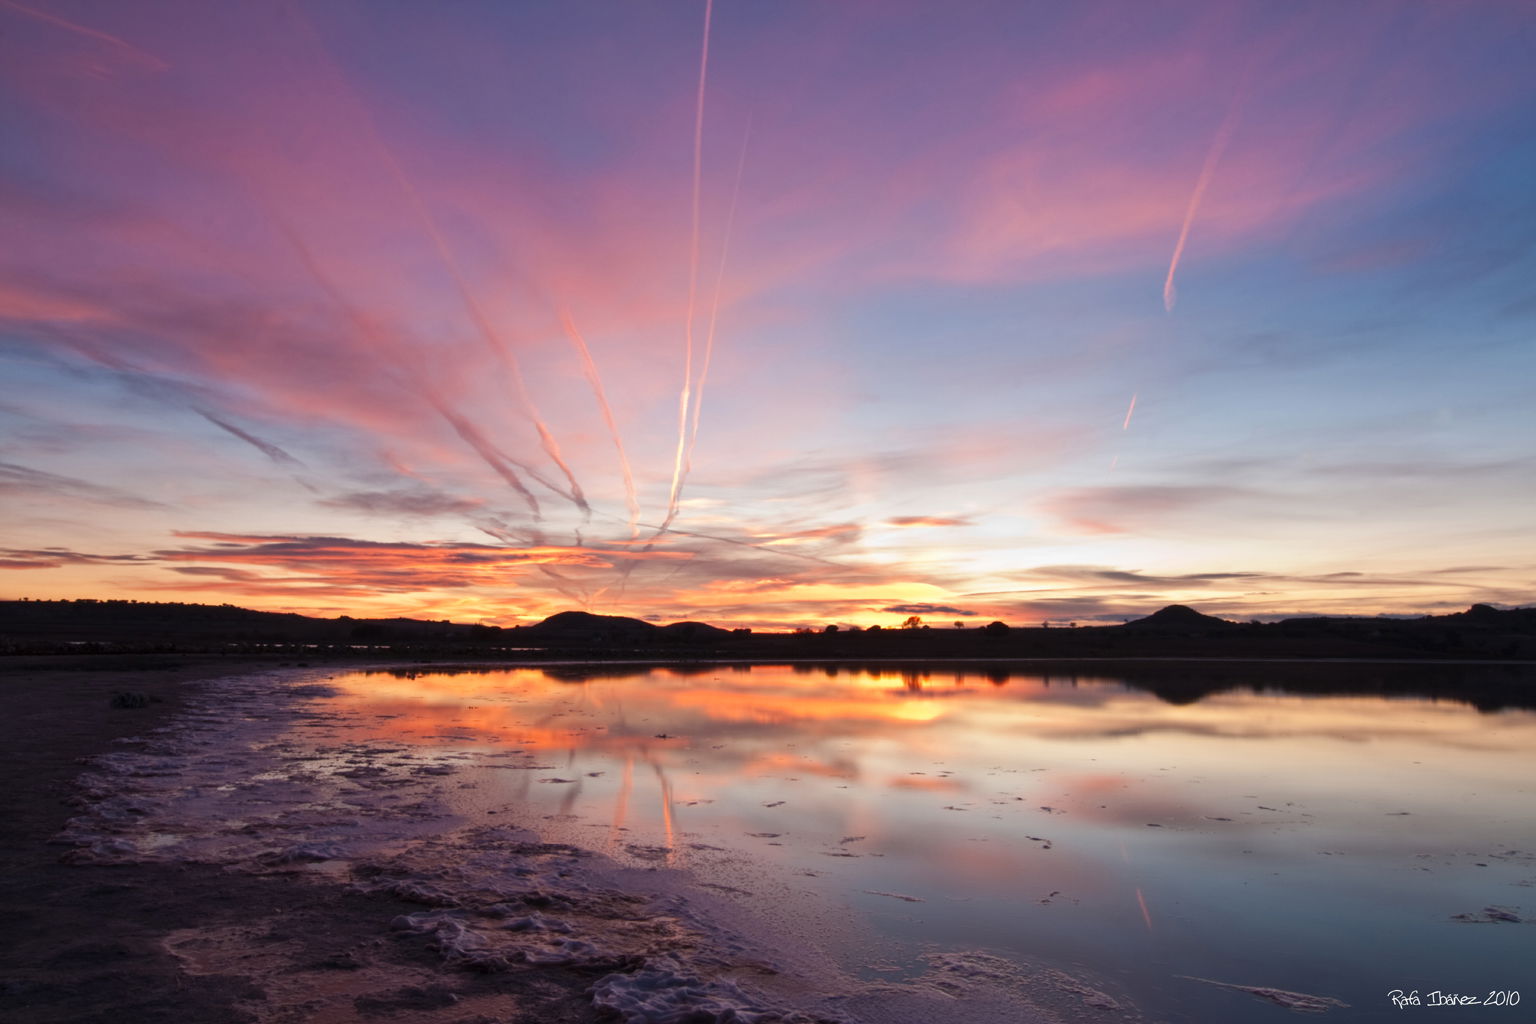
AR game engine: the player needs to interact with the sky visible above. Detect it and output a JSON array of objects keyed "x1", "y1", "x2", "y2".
[{"x1": 3, "y1": 0, "x2": 1534, "y2": 630}]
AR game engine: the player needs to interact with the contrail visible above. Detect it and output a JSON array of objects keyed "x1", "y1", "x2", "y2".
[
  {"x1": 425, "y1": 394, "x2": 542, "y2": 517},
  {"x1": 560, "y1": 308, "x2": 640, "y2": 535},
  {"x1": 275, "y1": 3, "x2": 590, "y2": 515},
  {"x1": 1122, "y1": 392, "x2": 1138, "y2": 430},
  {"x1": 474, "y1": 518, "x2": 547, "y2": 551},
  {"x1": 423, "y1": 384, "x2": 578, "y2": 511},
  {"x1": 685, "y1": 120, "x2": 751, "y2": 478},
  {"x1": 375, "y1": 148, "x2": 590, "y2": 515},
  {"x1": 661, "y1": 0, "x2": 714, "y2": 532},
  {"x1": 0, "y1": 0, "x2": 168, "y2": 69},
  {"x1": 1162, "y1": 103, "x2": 1240, "y2": 313},
  {"x1": 591, "y1": 486, "x2": 865, "y2": 601},
  {"x1": 273, "y1": 217, "x2": 548, "y2": 515},
  {"x1": 42, "y1": 327, "x2": 320, "y2": 485},
  {"x1": 536, "y1": 564, "x2": 588, "y2": 608},
  {"x1": 195, "y1": 410, "x2": 303, "y2": 466},
  {"x1": 621, "y1": 513, "x2": 857, "y2": 569}
]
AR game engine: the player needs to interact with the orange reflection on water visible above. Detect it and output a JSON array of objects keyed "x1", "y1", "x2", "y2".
[
  {"x1": 887, "y1": 775, "x2": 967, "y2": 792},
  {"x1": 651, "y1": 757, "x2": 677, "y2": 864},
  {"x1": 606, "y1": 753, "x2": 634, "y2": 850},
  {"x1": 668, "y1": 686, "x2": 951, "y2": 726},
  {"x1": 326, "y1": 664, "x2": 1536, "y2": 871},
  {"x1": 349, "y1": 667, "x2": 962, "y2": 739},
  {"x1": 1135, "y1": 887, "x2": 1153, "y2": 933},
  {"x1": 306, "y1": 662, "x2": 1536, "y2": 1010},
  {"x1": 740, "y1": 751, "x2": 859, "y2": 781}
]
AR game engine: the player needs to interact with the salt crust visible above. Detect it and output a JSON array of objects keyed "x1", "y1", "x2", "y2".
[{"x1": 57, "y1": 668, "x2": 1144, "y2": 1024}]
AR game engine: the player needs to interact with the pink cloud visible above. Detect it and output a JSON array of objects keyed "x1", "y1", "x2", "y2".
[{"x1": 1040, "y1": 485, "x2": 1258, "y2": 536}]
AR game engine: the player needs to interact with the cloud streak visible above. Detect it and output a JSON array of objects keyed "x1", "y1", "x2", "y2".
[
  {"x1": 0, "y1": 546, "x2": 151, "y2": 569},
  {"x1": 0, "y1": 461, "x2": 166, "y2": 510},
  {"x1": 0, "y1": 0, "x2": 167, "y2": 70},
  {"x1": 663, "y1": 0, "x2": 717, "y2": 534},
  {"x1": 156, "y1": 532, "x2": 688, "y2": 594},
  {"x1": 1163, "y1": 97, "x2": 1242, "y2": 311},
  {"x1": 194, "y1": 411, "x2": 302, "y2": 467}
]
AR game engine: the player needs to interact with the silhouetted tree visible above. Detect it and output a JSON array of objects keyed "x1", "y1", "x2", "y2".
[{"x1": 982, "y1": 621, "x2": 1010, "y2": 636}]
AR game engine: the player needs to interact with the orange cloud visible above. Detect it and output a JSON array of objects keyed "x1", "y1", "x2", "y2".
[
  {"x1": 156, "y1": 532, "x2": 688, "y2": 593},
  {"x1": 884, "y1": 516, "x2": 970, "y2": 529}
]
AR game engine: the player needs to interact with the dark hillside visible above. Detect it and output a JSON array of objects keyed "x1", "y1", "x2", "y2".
[{"x1": 3, "y1": 599, "x2": 1534, "y2": 662}]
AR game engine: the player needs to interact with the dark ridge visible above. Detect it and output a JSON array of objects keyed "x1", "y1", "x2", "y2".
[
  {"x1": 1120, "y1": 604, "x2": 1236, "y2": 630},
  {"x1": 658, "y1": 620, "x2": 731, "y2": 638},
  {"x1": 3, "y1": 598, "x2": 1535, "y2": 662},
  {"x1": 522, "y1": 610, "x2": 656, "y2": 636}
]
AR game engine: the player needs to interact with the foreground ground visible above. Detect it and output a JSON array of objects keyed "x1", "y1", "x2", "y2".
[{"x1": 0, "y1": 656, "x2": 607, "y2": 1024}]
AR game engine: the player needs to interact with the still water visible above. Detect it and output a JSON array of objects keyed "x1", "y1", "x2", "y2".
[{"x1": 319, "y1": 661, "x2": 1534, "y2": 1021}]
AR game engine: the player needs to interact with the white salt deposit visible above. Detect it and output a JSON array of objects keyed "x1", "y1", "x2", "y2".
[
  {"x1": 1178, "y1": 975, "x2": 1350, "y2": 1013},
  {"x1": 591, "y1": 956, "x2": 827, "y2": 1024}
]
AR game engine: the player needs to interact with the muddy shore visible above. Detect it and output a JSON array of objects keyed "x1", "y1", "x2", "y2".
[{"x1": 0, "y1": 656, "x2": 604, "y2": 1024}]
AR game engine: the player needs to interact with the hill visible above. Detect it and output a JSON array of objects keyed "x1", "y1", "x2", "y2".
[
  {"x1": 0, "y1": 599, "x2": 738, "y2": 656},
  {"x1": 1120, "y1": 604, "x2": 1236, "y2": 630},
  {"x1": 2, "y1": 599, "x2": 1534, "y2": 661},
  {"x1": 518, "y1": 611, "x2": 731, "y2": 645}
]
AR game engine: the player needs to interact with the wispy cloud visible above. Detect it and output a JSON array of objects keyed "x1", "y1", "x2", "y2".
[
  {"x1": 0, "y1": 460, "x2": 166, "y2": 510},
  {"x1": 881, "y1": 603, "x2": 976, "y2": 618},
  {"x1": 194, "y1": 411, "x2": 303, "y2": 467},
  {"x1": 0, "y1": 545, "x2": 151, "y2": 569},
  {"x1": 1039, "y1": 485, "x2": 1258, "y2": 536},
  {"x1": 319, "y1": 488, "x2": 486, "y2": 520},
  {"x1": 885, "y1": 516, "x2": 970, "y2": 529},
  {"x1": 157, "y1": 532, "x2": 687, "y2": 591},
  {"x1": 1017, "y1": 565, "x2": 1267, "y2": 590}
]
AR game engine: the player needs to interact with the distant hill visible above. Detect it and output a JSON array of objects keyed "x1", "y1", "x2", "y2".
[
  {"x1": 518, "y1": 611, "x2": 730, "y2": 645},
  {"x1": 2, "y1": 598, "x2": 1533, "y2": 660},
  {"x1": 1121, "y1": 604, "x2": 1236, "y2": 630},
  {"x1": 520, "y1": 610, "x2": 654, "y2": 642},
  {"x1": 0, "y1": 598, "x2": 492, "y2": 646},
  {"x1": 0, "y1": 599, "x2": 737, "y2": 654}
]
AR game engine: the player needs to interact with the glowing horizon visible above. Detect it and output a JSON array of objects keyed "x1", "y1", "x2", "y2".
[{"x1": 3, "y1": 1, "x2": 1534, "y2": 630}]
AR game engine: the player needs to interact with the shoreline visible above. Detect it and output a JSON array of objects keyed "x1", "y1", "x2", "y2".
[
  {"x1": 0, "y1": 658, "x2": 608, "y2": 1024},
  {"x1": 12, "y1": 650, "x2": 1536, "y2": 671},
  {"x1": 19, "y1": 655, "x2": 1521, "y2": 1021},
  {"x1": 3, "y1": 657, "x2": 1140, "y2": 1024}
]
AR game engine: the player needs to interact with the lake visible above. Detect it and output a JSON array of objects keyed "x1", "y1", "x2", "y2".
[{"x1": 65, "y1": 660, "x2": 1535, "y2": 1021}]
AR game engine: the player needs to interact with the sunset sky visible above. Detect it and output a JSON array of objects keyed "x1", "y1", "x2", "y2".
[{"x1": 3, "y1": 0, "x2": 1534, "y2": 629}]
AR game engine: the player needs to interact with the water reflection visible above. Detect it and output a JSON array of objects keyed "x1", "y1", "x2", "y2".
[
  {"x1": 384, "y1": 659, "x2": 1536, "y2": 711},
  {"x1": 323, "y1": 662, "x2": 1536, "y2": 1023}
]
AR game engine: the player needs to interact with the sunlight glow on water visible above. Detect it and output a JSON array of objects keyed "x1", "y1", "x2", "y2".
[{"x1": 320, "y1": 663, "x2": 1536, "y2": 1022}]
